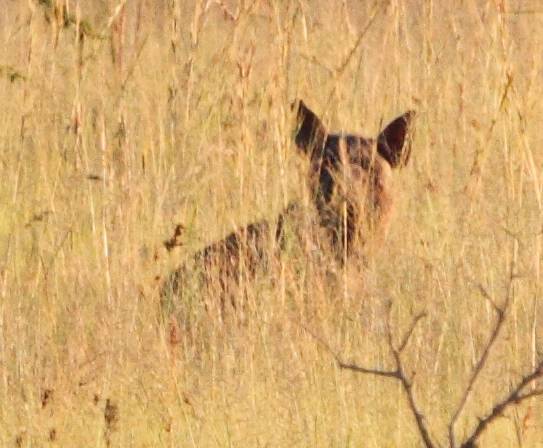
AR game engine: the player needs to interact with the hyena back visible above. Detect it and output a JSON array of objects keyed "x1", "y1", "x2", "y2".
[{"x1": 160, "y1": 202, "x2": 304, "y2": 318}]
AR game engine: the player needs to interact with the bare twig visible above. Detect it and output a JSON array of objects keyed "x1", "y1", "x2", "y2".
[
  {"x1": 302, "y1": 325, "x2": 399, "y2": 378},
  {"x1": 305, "y1": 309, "x2": 434, "y2": 448},
  {"x1": 385, "y1": 309, "x2": 435, "y2": 448},
  {"x1": 398, "y1": 312, "x2": 427, "y2": 353},
  {"x1": 392, "y1": 350, "x2": 435, "y2": 448},
  {"x1": 449, "y1": 263, "x2": 516, "y2": 447},
  {"x1": 516, "y1": 388, "x2": 543, "y2": 401},
  {"x1": 474, "y1": 282, "x2": 500, "y2": 314},
  {"x1": 460, "y1": 359, "x2": 543, "y2": 448},
  {"x1": 305, "y1": 251, "x2": 543, "y2": 448},
  {"x1": 338, "y1": 361, "x2": 400, "y2": 379}
]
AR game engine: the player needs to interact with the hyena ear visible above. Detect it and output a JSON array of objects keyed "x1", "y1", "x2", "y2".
[
  {"x1": 294, "y1": 100, "x2": 327, "y2": 156},
  {"x1": 377, "y1": 110, "x2": 416, "y2": 169}
]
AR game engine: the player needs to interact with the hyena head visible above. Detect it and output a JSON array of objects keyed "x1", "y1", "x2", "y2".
[{"x1": 294, "y1": 100, "x2": 415, "y2": 255}]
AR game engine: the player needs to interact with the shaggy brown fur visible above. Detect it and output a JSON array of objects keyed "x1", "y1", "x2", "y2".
[
  {"x1": 294, "y1": 100, "x2": 415, "y2": 256},
  {"x1": 160, "y1": 202, "x2": 304, "y2": 316}
]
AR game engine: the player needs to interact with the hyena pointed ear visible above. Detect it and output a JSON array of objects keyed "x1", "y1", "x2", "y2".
[
  {"x1": 377, "y1": 110, "x2": 416, "y2": 168},
  {"x1": 293, "y1": 100, "x2": 327, "y2": 156}
]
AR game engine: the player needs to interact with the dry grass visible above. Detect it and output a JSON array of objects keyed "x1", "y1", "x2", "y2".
[{"x1": 1, "y1": 1, "x2": 543, "y2": 446}]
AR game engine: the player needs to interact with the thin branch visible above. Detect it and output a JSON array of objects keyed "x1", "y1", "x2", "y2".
[
  {"x1": 386, "y1": 310, "x2": 435, "y2": 448},
  {"x1": 338, "y1": 361, "x2": 399, "y2": 379},
  {"x1": 449, "y1": 263, "x2": 516, "y2": 447},
  {"x1": 474, "y1": 282, "x2": 500, "y2": 314},
  {"x1": 304, "y1": 309, "x2": 434, "y2": 448},
  {"x1": 516, "y1": 388, "x2": 543, "y2": 401},
  {"x1": 393, "y1": 352, "x2": 435, "y2": 448},
  {"x1": 398, "y1": 312, "x2": 427, "y2": 353},
  {"x1": 301, "y1": 324, "x2": 340, "y2": 357},
  {"x1": 302, "y1": 325, "x2": 399, "y2": 379},
  {"x1": 460, "y1": 359, "x2": 543, "y2": 448}
]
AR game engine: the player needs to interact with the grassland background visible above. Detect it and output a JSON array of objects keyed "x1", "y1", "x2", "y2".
[{"x1": 1, "y1": 0, "x2": 543, "y2": 446}]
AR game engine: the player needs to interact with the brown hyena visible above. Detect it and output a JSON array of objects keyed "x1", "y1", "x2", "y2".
[
  {"x1": 160, "y1": 100, "x2": 414, "y2": 321},
  {"x1": 294, "y1": 100, "x2": 415, "y2": 257}
]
